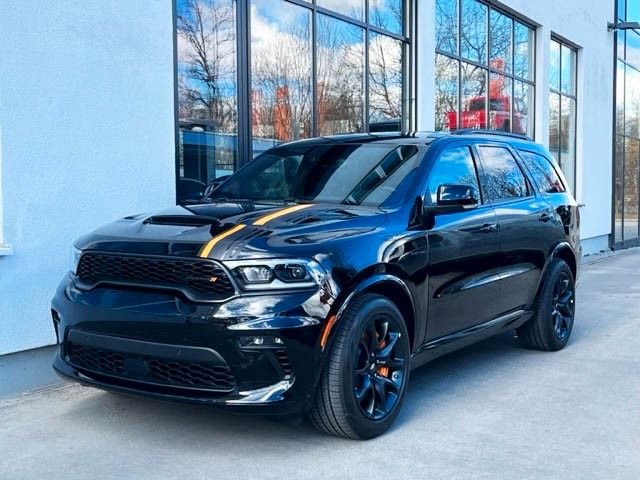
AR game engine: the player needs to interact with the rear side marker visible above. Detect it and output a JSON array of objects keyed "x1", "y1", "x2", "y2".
[{"x1": 198, "y1": 224, "x2": 246, "y2": 258}]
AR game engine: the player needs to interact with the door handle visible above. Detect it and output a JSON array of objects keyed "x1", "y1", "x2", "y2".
[
  {"x1": 539, "y1": 211, "x2": 553, "y2": 222},
  {"x1": 479, "y1": 223, "x2": 498, "y2": 233}
]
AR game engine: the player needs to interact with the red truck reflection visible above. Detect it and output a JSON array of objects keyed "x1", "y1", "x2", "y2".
[
  {"x1": 445, "y1": 60, "x2": 529, "y2": 135},
  {"x1": 445, "y1": 95, "x2": 528, "y2": 134}
]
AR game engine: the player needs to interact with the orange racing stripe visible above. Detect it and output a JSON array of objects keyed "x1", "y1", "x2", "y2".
[{"x1": 198, "y1": 224, "x2": 246, "y2": 258}]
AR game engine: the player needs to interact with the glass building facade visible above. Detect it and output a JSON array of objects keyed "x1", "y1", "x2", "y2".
[
  {"x1": 434, "y1": 0, "x2": 535, "y2": 138},
  {"x1": 614, "y1": 0, "x2": 640, "y2": 247},
  {"x1": 175, "y1": 0, "x2": 411, "y2": 201}
]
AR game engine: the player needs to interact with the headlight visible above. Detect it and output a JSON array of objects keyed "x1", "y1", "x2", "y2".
[
  {"x1": 70, "y1": 246, "x2": 82, "y2": 274},
  {"x1": 224, "y1": 259, "x2": 326, "y2": 291}
]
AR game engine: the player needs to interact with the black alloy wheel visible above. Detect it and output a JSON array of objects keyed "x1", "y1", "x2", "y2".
[
  {"x1": 353, "y1": 315, "x2": 407, "y2": 421},
  {"x1": 550, "y1": 271, "x2": 575, "y2": 340},
  {"x1": 309, "y1": 293, "x2": 410, "y2": 439},
  {"x1": 517, "y1": 258, "x2": 576, "y2": 351}
]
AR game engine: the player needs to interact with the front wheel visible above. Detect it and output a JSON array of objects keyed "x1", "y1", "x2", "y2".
[
  {"x1": 309, "y1": 293, "x2": 410, "y2": 439},
  {"x1": 517, "y1": 259, "x2": 576, "y2": 351}
]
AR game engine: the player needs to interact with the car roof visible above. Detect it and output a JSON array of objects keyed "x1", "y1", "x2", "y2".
[{"x1": 281, "y1": 130, "x2": 544, "y2": 151}]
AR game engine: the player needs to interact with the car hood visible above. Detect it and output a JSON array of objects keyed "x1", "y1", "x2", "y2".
[{"x1": 75, "y1": 201, "x2": 389, "y2": 261}]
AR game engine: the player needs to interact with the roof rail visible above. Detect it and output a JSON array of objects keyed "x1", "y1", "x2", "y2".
[{"x1": 449, "y1": 129, "x2": 533, "y2": 142}]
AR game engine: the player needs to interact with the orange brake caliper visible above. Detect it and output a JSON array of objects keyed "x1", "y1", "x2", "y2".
[{"x1": 376, "y1": 337, "x2": 390, "y2": 378}]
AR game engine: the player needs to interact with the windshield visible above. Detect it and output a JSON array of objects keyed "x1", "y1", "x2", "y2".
[{"x1": 210, "y1": 142, "x2": 421, "y2": 207}]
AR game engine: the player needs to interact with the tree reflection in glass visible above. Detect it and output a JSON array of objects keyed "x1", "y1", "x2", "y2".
[
  {"x1": 317, "y1": 14, "x2": 365, "y2": 135},
  {"x1": 369, "y1": 33, "x2": 402, "y2": 126},
  {"x1": 435, "y1": 54, "x2": 458, "y2": 131},
  {"x1": 435, "y1": 0, "x2": 457, "y2": 55},
  {"x1": 369, "y1": 0, "x2": 403, "y2": 35},
  {"x1": 460, "y1": 0, "x2": 487, "y2": 63},
  {"x1": 251, "y1": 0, "x2": 312, "y2": 143}
]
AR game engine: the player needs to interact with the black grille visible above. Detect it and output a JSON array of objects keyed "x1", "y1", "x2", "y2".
[
  {"x1": 76, "y1": 252, "x2": 235, "y2": 300},
  {"x1": 68, "y1": 343, "x2": 125, "y2": 376},
  {"x1": 275, "y1": 349, "x2": 293, "y2": 377},
  {"x1": 68, "y1": 342, "x2": 236, "y2": 391}
]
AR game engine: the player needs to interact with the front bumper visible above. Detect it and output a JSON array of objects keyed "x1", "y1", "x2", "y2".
[{"x1": 51, "y1": 274, "x2": 332, "y2": 414}]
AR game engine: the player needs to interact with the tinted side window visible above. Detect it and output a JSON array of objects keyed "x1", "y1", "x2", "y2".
[
  {"x1": 477, "y1": 146, "x2": 528, "y2": 201},
  {"x1": 518, "y1": 150, "x2": 566, "y2": 194},
  {"x1": 428, "y1": 147, "x2": 480, "y2": 203}
]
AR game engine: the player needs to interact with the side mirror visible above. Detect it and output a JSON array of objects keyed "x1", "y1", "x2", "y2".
[{"x1": 424, "y1": 184, "x2": 479, "y2": 216}]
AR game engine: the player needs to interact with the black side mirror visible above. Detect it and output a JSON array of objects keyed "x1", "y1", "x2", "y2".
[{"x1": 423, "y1": 184, "x2": 479, "y2": 216}]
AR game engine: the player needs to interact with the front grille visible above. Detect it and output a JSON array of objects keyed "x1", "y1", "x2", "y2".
[
  {"x1": 68, "y1": 342, "x2": 236, "y2": 391},
  {"x1": 76, "y1": 252, "x2": 235, "y2": 301}
]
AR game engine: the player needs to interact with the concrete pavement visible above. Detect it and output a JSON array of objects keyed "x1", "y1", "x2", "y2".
[{"x1": 1, "y1": 251, "x2": 639, "y2": 479}]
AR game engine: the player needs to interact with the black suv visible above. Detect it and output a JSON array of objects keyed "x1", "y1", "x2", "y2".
[{"x1": 52, "y1": 131, "x2": 580, "y2": 439}]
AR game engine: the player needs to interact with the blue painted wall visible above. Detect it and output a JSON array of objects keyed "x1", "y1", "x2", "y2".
[{"x1": 0, "y1": 1, "x2": 176, "y2": 354}]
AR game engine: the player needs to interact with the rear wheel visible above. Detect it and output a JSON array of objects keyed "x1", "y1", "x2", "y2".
[
  {"x1": 309, "y1": 293, "x2": 410, "y2": 439},
  {"x1": 517, "y1": 259, "x2": 576, "y2": 351}
]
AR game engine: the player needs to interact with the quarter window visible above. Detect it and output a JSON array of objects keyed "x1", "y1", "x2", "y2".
[
  {"x1": 519, "y1": 150, "x2": 566, "y2": 194},
  {"x1": 477, "y1": 146, "x2": 528, "y2": 201},
  {"x1": 428, "y1": 147, "x2": 480, "y2": 203}
]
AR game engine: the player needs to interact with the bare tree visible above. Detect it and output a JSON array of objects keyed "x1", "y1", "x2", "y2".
[{"x1": 177, "y1": 0, "x2": 236, "y2": 131}]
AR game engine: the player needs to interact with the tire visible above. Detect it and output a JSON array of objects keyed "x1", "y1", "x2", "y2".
[
  {"x1": 517, "y1": 259, "x2": 576, "y2": 351},
  {"x1": 309, "y1": 293, "x2": 411, "y2": 439}
]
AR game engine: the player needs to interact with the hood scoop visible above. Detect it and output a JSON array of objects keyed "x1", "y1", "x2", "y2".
[{"x1": 143, "y1": 215, "x2": 221, "y2": 228}]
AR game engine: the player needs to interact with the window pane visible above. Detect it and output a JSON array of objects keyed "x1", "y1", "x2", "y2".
[
  {"x1": 618, "y1": 0, "x2": 626, "y2": 21},
  {"x1": 549, "y1": 92, "x2": 561, "y2": 162},
  {"x1": 625, "y1": 65, "x2": 640, "y2": 138},
  {"x1": 490, "y1": 10, "x2": 512, "y2": 73},
  {"x1": 461, "y1": 63, "x2": 487, "y2": 129},
  {"x1": 549, "y1": 40, "x2": 560, "y2": 91},
  {"x1": 519, "y1": 151, "x2": 566, "y2": 193},
  {"x1": 251, "y1": 0, "x2": 312, "y2": 148},
  {"x1": 317, "y1": 0, "x2": 364, "y2": 21},
  {"x1": 488, "y1": 73, "x2": 512, "y2": 131},
  {"x1": 478, "y1": 146, "x2": 528, "y2": 200},
  {"x1": 618, "y1": 31, "x2": 626, "y2": 61},
  {"x1": 624, "y1": 137, "x2": 639, "y2": 241},
  {"x1": 369, "y1": 33, "x2": 403, "y2": 129},
  {"x1": 560, "y1": 45, "x2": 576, "y2": 95},
  {"x1": 436, "y1": 0, "x2": 457, "y2": 55},
  {"x1": 559, "y1": 96, "x2": 576, "y2": 193},
  {"x1": 627, "y1": 30, "x2": 640, "y2": 68},
  {"x1": 514, "y1": 22, "x2": 533, "y2": 80},
  {"x1": 615, "y1": 134, "x2": 624, "y2": 243},
  {"x1": 369, "y1": 0, "x2": 402, "y2": 35},
  {"x1": 435, "y1": 55, "x2": 459, "y2": 131},
  {"x1": 629, "y1": 1, "x2": 640, "y2": 25},
  {"x1": 460, "y1": 0, "x2": 487, "y2": 63},
  {"x1": 316, "y1": 15, "x2": 365, "y2": 135},
  {"x1": 617, "y1": 60, "x2": 626, "y2": 135},
  {"x1": 176, "y1": 0, "x2": 238, "y2": 201},
  {"x1": 514, "y1": 81, "x2": 533, "y2": 137},
  {"x1": 428, "y1": 147, "x2": 480, "y2": 203}
]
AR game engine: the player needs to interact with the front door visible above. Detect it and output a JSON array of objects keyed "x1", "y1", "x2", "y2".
[{"x1": 425, "y1": 145, "x2": 502, "y2": 341}]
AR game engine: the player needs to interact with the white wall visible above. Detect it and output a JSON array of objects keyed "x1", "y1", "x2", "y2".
[
  {"x1": 0, "y1": 1, "x2": 176, "y2": 355},
  {"x1": 417, "y1": 0, "x2": 615, "y2": 251}
]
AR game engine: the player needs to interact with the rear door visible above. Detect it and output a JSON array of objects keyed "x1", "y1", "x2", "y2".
[
  {"x1": 425, "y1": 144, "x2": 502, "y2": 341},
  {"x1": 475, "y1": 144, "x2": 556, "y2": 314}
]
